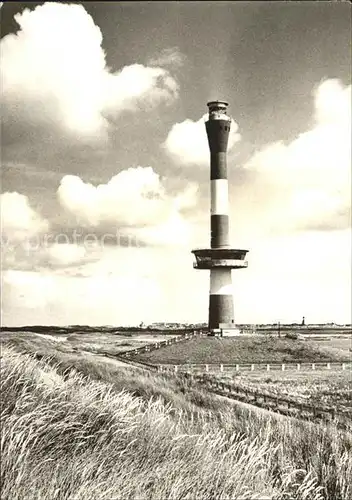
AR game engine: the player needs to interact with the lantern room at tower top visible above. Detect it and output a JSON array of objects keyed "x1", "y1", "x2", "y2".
[{"x1": 207, "y1": 100, "x2": 229, "y2": 120}]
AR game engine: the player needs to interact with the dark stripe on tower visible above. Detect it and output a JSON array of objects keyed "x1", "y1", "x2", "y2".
[
  {"x1": 206, "y1": 120, "x2": 230, "y2": 152},
  {"x1": 210, "y1": 152, "x2": 227, "y2": 180},
  {"x1": 211, "y1": 214, "x2": 229, "y2": 248},
  {"x1": 209, "y1": 294, "x2": 234, "y2": 329}
]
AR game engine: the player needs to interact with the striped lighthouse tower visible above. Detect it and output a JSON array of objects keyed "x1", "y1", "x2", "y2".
[{"x1": 192, "y1": 101, "x2": 248, "y2": 332}]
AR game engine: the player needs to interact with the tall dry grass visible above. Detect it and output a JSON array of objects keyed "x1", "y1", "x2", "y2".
[{"x1": 1, "y1": 346, "x2": 351, "y2": 500}]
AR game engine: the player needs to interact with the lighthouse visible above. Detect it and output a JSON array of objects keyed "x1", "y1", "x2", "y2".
[{"x1": 192, "y1": 101, "x2": 248, "y2": 332}]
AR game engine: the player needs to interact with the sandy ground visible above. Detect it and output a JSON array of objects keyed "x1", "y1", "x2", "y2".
[
  {"x1": 35, "y1": 333, "x2": 68, "y2": 342},
  {"x1": 79, "y1": 350, "x2": 142, "y2": 368},
  {"x1": 132, "y1": 335, "x2": 181, "y2": 342}
]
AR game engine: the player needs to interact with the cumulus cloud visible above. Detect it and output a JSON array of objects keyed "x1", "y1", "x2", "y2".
[
  {"x1": 163, "y1": 115, "x2": 241, "y2": 165},
  {"x1": 57, "y1": 166, "x2": 198, "y2": 246},
  {"x1": 46, "y1": 244, "x2": 87, "y2": 267},
  {"x1": 235, "y1": 78, "x2": 351, "y2": 237},
  {"x1": 0, "y1": 3, "x2": 180, "y2": 141},
  {"x1": 1, "y1": 192, "x2": 49, "y2": 242},
  {"x1": 1, "y1": 165, "x2": 198, "y2": 279},
  {"x1": 148, "y1": 47, "x2": 185, "y2": 68},
  {"x1": 135, "y1": 212, "x2": 191, "y2": 247},
  {"x1": 0, "y1": 191, "x2": 105, "y2": 273},
  {"x1": 314, "y1": 78, "x2": 351, "y2": 126}
]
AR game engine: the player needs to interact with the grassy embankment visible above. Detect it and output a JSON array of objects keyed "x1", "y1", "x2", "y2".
[
  {"x1": 137, "y1": 336, "x2": 351, "y2": 365},
  {"x1": 1, "y1": 332, "x2": 352, "y2": 500}
]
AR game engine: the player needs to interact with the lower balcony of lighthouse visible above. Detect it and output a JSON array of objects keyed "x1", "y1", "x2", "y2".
[{"x1": 192, "y1": 248, "x2": 248, "y2": 269}]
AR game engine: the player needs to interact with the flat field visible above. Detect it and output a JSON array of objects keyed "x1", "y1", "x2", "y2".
[
  {"x1": 137, "y1": 335, "x2": 351, "y2": 365},
  {"x1": 306, "y1": 336, "x2": 351, "y2": 358},
  {"x1": 0, "y1": 329, "x2": 178, "y2": 358}
]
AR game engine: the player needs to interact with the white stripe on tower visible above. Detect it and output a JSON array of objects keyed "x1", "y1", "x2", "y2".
[
  {"x1": 210, "y1": 269, "x2": 233, "y2": 295},
  {"x1": 211, "y1": 179, "x2": 229, "y2": 215}
]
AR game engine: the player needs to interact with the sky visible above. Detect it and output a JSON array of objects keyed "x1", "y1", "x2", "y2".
[{"x1": 0, "y1": 1, "x2": 351, "y2": 326}]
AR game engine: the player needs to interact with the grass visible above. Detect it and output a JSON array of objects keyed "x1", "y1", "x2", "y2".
[
  {"x1": 307, "y1": 337, "x2": 352, "y2": 358},
  {"x1": 137, "y1": 336, "x2": 350, "y2": 365},
  {"x1": 0, "y1": 331, "x2": 225, "y2": 415},
  {"x1": 213, "y1": 370, "x2": 352, "y2": 414},
  {"x1": 1, "y1": 343, "x2": 352, "y2": 500}
]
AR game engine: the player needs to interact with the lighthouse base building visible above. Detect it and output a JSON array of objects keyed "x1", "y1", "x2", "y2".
[{"x1": 192, "y1": 101, "x2": 248, "y2": 334}]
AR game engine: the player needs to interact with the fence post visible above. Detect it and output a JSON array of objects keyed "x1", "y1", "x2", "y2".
[
  {"x1": 266, "y1": 364, "x2": 270, "y2": 372},
  {"x1": 297, "y1": 363, "x2": 300, "y2": 371},
  {"x1": 312, "y1": 363, "x2": 315, "y2": 370},
  {"x1": 236, "y1": 364, "x2": 239, "y2": 372},
  {"x1": 327, "y1": 362, "x2": 331, "y2": 370},
  {"x1": 342, "y1": 363, "x2": 346, "y2": 371},
  {"x1": 220, "y1": 364, "x2": 224, "y2": 373},
  {"x1": 251, "y1": 364, "x2": 255, "y2": 371},
  {"x1": 205, "y1": 364, "x2": 209, "y2": 373},
  {"x1": 174, "y1": 365, "x2": 178, "y2": 373},
  {"x1": 282, "y1": 364, "x2": 285, "y2": 372}
]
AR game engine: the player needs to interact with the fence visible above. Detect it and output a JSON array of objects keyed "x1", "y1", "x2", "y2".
[
  {"x1": 119, "y1": 330, "x2": 203, "y2": 358},
  {"x1": 113, "y1": 330, "x2": 351, "y2": 429},
  {"x1": 115, "y1": 354, "x2": 352, "y2": 429},
  {"x1": 113, "y1": 351, "x2": 352, "y2": 429},
  {"x1": 188, "y1": 374, "x2": 352, "y2": 429},
  {"x1": 157, "y1": 361, "x2": 351, "y2": 374}
]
